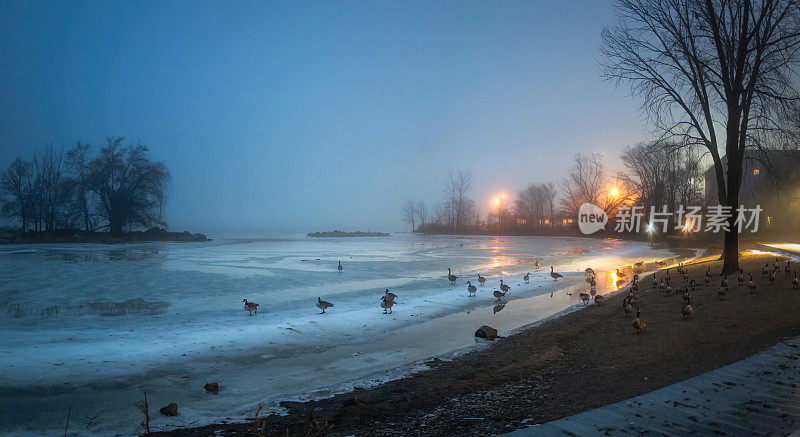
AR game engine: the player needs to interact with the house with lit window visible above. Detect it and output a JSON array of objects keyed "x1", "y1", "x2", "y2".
[{"x1": 704, "y1": 150, "x2": 800, "y2": 236}]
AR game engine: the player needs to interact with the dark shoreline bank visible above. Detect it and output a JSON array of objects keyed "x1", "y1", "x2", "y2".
[{"x1": 0, "y1": 227, "x2": 210, "y2": 245}]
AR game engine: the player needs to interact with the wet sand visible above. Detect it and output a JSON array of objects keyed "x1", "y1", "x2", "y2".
[{"x1": 154, "y1": 252, "x2": 800, "y2": 436}]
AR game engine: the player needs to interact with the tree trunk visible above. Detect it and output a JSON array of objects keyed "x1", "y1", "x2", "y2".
[
  {"x1": 721, "y1": 113, "x2": 742, "y2": 273},
  {"x1": 722, "y1": 173, "x2": 741, "y2": 273},
  {"x1": 110, "y1": 220, "x2": 123, "y2": 235}
]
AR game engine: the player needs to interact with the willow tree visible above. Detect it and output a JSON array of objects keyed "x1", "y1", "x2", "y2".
[
  {"x1": 602, "y1": 0, "x2": 800, "y2": 272},
  {"x1": 88, "y1": 137, "x2": 170, "y2": 234}
]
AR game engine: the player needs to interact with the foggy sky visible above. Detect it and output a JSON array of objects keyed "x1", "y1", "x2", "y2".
[{"x1": 0, "y1": 1, "x2": 648, "y2": 233}]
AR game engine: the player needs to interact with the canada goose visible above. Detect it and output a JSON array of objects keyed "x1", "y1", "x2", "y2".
[
  {"x1": 683, "y1": 286, "x2": 691, "y2": 303},
  {"x1": 682, "y1": 297, "x2": 693, "y2": 319},
  {"x1": 634, "y1": 261, "x2": 644, "y2": 267},
  {"x1": 594, "y1": 294, "x2": 606, "y2": 305},
  {"x1": 659, "y1": 278, "x2": 666, "y2": 291},
  {"x1": 242, "y1": 299, "x2": 259, "y2": 315},
  {"x1": 769, "y1": 269, "x2": 777, "y2": 285},
  {"x1": 500, "y1": 279, "x2": 511, "y2": 292},
  {"x1": 590, "y1": 287, "x2": 597, "y2": 298},
  {"x1": 748, "y1": 273, "x2": 758, "y2": 294},
  {"x1": 585, "y1": 267, "x2": 595, "y2": 276},
  {"x1": 493, "y1": 290, "x2": 507, "y2": 302},
  {"x1": 762, "y1": 264, "x2": 769, "y2": 279},
  {"x1": 682, "y1": 271, "x2": 689, "y2": 282},
  {"x1": 627, "y1": 292, "x2": 638, "y2": 306},
  {"x1": 631, "y1": 281, "x2": 639, "y2": 292},
  {"x1": 632, "y1": 310, "x2": 646, "y2": 334},
  {"x1": 316, "y1": 297, "x2": 334, "y2": 314},
  {"x1": 384, "y1": 289, "x2": 398, "y2": 301},
  {"x1": 579, "y1": 292, "x2": 590, "y2": 305},
  {"x1": 590, "y1": 276, "x2": 597, "y2": 287},
  {"x1": 338, "y1": 261, "x2": 343, "y2": 272},
  {"x1": 718, "y1": 281, "x2": 727, "y2": 299},
  {"x1": 737, "y1": 269, "x2": 745, "y2": 286},
  {"x1": 467, "y1": 281, "x2": 477, "y2": 296},
  {"x1": 493, "y1": 303, "x2": 506, "y2": 314},
  {"x1": 477, "y1": 274, "x2": 486, "y2": 286},
  {"x1": 704, "y1": 272, "x2": 712, "y2": 287},
  {"x1": 786, "y1": 260, "x2": 791, "y2": 276},
  {"x1": 721, "y1": 273, "x2": 728, "y2": 288},
  {"x1": 793, "y1": 270, "x2": 798, "y2": 289},
  {"x1": 447, "y1": 268, "x2": 458, "y2": 285},
  {"x1": 665, "y1": 282, "x2": 672, "y2": 295},
  {"x1": 665, "y1": 269, "x2": 671, "y2": 282},
  {"x1": 774, "y1": 258, "x2": 780, "y2": 271},
  {"x1": 622, "y1": 297, "x2": 632, "y2": 316},
  {"x1": 652, "y1": 274, "x2": 658, "y2": 289},
  {"x1": 633, "y1": 274, "x2": 639, "y2": 282},
  {"x1": 550, "y1": 267, "x2": 563, "y2": 281},
  {"x1": 380, "y1": 296, "x2": 395, "y2": 313},
  {"x1": 616, "y1": 268, "x2": 626, "y2": 278},
  {"x1": 523, "y1": 272, "x2": 530, "y2": 284},
  {"x1": 616, "y1": 278, "x2": 626, "y2": 289}
]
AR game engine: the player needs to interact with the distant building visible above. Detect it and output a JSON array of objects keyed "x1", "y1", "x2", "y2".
[{"x1": 704, "y1": 149, "x2": 800, "y2": 236}]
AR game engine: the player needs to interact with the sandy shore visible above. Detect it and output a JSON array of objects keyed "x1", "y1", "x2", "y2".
[{"x1": 153, "y1": 251, "x2": 800, "y2": 436}]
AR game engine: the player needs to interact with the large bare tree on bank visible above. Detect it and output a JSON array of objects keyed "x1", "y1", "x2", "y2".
[
  {"x1": 88, "y1": 137, "x2": 170, "y2": 234},
  {"x1": 602, "y1": 0, "x2": 800, "y2": 272}
]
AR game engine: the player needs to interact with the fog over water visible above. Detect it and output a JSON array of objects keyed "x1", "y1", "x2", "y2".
[{"x1": 0, "y1": 1, "x2": 646, "y2": 232}]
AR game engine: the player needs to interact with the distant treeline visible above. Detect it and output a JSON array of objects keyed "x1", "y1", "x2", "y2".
[
  {"x1": 307, "y1": 230, "x2": 390, "y2": 237},
  {"x1": 403, "y1": 144, "x2": 706, "y2": 236},
  {"x1": 1, "y1": 137, "x2": 170, "y2": 234}
]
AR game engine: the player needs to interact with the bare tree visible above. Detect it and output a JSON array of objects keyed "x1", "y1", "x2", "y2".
[
  {"x1": 442, "y1": 170, "x2": 473, "y2": 232},
  {"x1": 32, "y1": 144, "x2": 68, "y2": 231},
  {"x1": 415, "y1": 201, "x2": 428, "y2": 228},
  {"x1": 88, "y1": 137, "x2": 171, "y2": 234},
  {"x1": 619, "y1": 141, "x2": 702, "y2": 221},
  {"x1": 559, "y1": 153, "x2": 607, "y2": 217},
  {"x1": 602, "y1": 0, "x2": 800, "y2": 272},
  {"x1": 542, "y1": 182, "x2": 557, "y2": 227},
  {"x1": 515, "y1": 184, "x2": 540, "y2": 227},
  {"x1": 66, "y1": 142, "x2": 94, "y2": 231},
  {"x1": 402, "y1": 199, "x2": 417, "y2": 232},
  {"x1": 0, "y1": 158, "x2": 33, "y2": 231}
]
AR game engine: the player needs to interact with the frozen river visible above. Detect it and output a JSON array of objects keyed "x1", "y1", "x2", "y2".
[{"x1": 0, "y1": 233, "x2": 676, "y2": 435}]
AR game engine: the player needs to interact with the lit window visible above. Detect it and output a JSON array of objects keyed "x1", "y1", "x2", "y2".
[{"x1": 753, "y1": 169, "x2": 760, "y2": 175}]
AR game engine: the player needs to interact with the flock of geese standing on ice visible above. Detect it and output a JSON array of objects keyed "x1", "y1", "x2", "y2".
[
  {"x1": 241, "y1": 256, "x2": 800, "y2": 326},
  {"x1": 240, "y1": 259, "x2": 567, "y2": 316}
]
